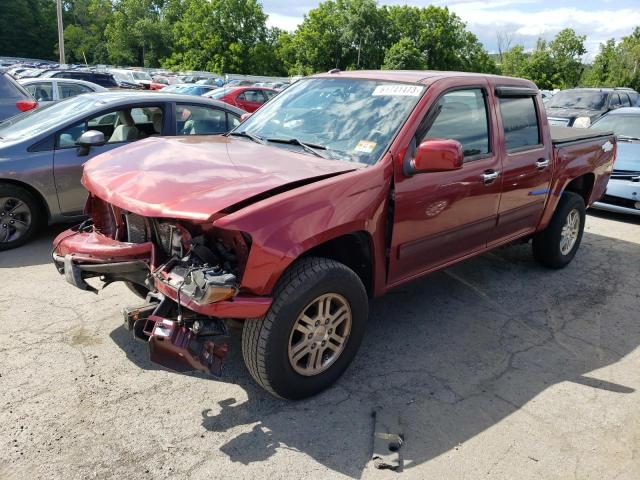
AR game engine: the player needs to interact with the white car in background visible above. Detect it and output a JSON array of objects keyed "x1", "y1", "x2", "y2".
[
  {"x1": 18, "y1": 78, "x2": 107, "y2": 106},
  {"x1": 108, "y1": 69, "x2": 153, "y2": 89}
]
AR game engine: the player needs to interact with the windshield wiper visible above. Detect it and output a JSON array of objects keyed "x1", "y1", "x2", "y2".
[
  {"x1": 228, "y1": 131, "x2": 266, "y2": 145},
  {"x1": 266, "y1": 137, "x2": 327, "y2": 158},
  {"x1": 617, "y1": 135, "x2": 640, "y2": 141}
]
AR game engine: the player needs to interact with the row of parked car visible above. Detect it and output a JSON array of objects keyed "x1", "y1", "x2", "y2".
[
  {"x1": 0, "y1": 66, "x2": 639, "y2": 251},
  {"x1": 541, "y1": 87, "x2": 640, "y2": 217}
]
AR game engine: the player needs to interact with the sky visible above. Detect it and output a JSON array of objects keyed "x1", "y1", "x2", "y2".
[{"x1": 263, "y1": 0, "x2": 640, "y2": 59}]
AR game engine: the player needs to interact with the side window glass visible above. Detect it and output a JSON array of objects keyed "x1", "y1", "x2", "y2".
[
  {"x1": 176, "y1": 105, "x2": 227, "y2": 135},
  {"x1": 56, "y1": 120, "x2": 86, "y2": 148},
  {"x1": 421, "y1": 88, "x2": 490, "y2": 159},
  {"x1": 620, "y1": 93, "x2": 631, "y2": 107},
  {"x1": 264, "y1": 90, "x2": 276, "y2": 100},
  {"x1": 498, "y1": 96, "x2": 541, "y2": 152},
  {"x1": 609, "y1": 94, "x2": 621, "y2": 108},
  {"x1": 239, "y1": 90, "x2": 263, "y2": 103},
  {"x1": 58, "y1": 82, "x2": 92, "y2": 99},
  {"x1": 27, "y1": 83, "x2": 53, "y2": 102},
  {"x1": 228, "y1": 113, "x2": 241, "y2": 130},
  {"x1": 131, "y1": 106, "x2": 163, "y2": 135}
]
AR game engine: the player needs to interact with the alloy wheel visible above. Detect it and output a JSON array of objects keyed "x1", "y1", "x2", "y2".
[
  {"x1": 0, "y1": 197, "x2": 32, "y2": 244},
  {"x1": 560, "y1": 208, "x2": 580, "y2": 255},
  {"x1": 288, "y1": 293, "x2": 352, "y2": 376}
]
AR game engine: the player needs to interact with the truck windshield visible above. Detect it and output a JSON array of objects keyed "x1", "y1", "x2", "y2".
[
  {"x1": 548, "y1": 90, "x2": 606, "y2": 110},
  {"x1": 233, "y1": 78, "x2": 424, "y2": 165}
]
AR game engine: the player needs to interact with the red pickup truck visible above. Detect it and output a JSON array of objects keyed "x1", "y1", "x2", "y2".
[{"x1": 53, "y1": 71, "x2": 615, "y2": 399}]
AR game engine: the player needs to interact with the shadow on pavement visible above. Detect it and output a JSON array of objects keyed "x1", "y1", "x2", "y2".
[
  {"x1": 111, "y1": 231, "x2": 640, "y2": 477},
  {"x1": 0, "y1": 223, "x2": 68, "y2": 268},
  {"x1": 588, "y1": 208, "x2": 640, "y2": 225}
]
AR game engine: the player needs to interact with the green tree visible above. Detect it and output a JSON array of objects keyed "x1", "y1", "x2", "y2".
[
  {"x1": 500, "y1": 45, "x2": 528, "y2": 78},
  {"x1": 382, "y1": 38, "x2": 426, "y2": 70},
  {"x1": 164, "y1": 0, "x2": 269, "y2": 73},
  {"x1": 584, "y1": 28, "x2": 640, "y2": 90},
  {"x1": 549, "y1": 28, "x2": 586, "y2": 88},
  {"x1": 499, "y1": 29, "x2": 587, "y2": 89},
  {"x1": 582, "y1": 39, "x2": 617, "y2": 87},
  {"x1": 63, "y1": 0, "x2": 113, "y2": 64},
  {"x1": 386, "y1": 5, "x2": 495, "y2": 72},
  {"x1": 0, "y1": 0, "x2": 57, "y2": 60},
  {"x1": 105, "y1": 0, "x2": 174, "y2": 67}
]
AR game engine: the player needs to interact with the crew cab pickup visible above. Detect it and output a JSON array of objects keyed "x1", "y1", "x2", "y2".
[{"x1": 52, "y1": 71, "x2": 615, "y2": 399}]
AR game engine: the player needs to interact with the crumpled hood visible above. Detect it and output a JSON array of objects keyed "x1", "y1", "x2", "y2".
[{"x1": 83, "y1": 136, "x2": 361, "y2": 221}]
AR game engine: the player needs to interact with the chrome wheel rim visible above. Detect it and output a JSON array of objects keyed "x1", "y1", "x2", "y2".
[
  {"x1": 560, "y1": 208, "x2": 580, "y2": 255},
  {"x1": 0, "y1": 197, "x2": 32, "y2": 244},
  {"x1": 288, "y1": 293, "x2": 352, "y2": 376}
]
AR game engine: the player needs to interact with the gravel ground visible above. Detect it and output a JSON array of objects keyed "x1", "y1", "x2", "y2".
[{"x1": 1, "y1": 210, "x2": 639, "y2": 480}]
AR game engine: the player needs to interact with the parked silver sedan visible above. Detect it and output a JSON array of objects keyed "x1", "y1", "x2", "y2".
[
  {"x1": 19, "y1": 78, "x2": 107, "y2": 106},
  {"x1": 0, "y1": 91, "x2": 244, "y2": 249}
]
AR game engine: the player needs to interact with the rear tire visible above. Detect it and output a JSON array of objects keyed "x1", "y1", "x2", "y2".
[
  {"x1": 0, "y1": 183, "x2": 44, "y2": 251},
  {"x1": 242, "y1": 257, "x2": 368, "y2": 399},
  {"x1": 532, "y1": 191, "x2": 585, "y2": 269}
]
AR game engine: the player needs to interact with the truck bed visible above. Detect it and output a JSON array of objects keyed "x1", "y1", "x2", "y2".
[{"x1": 550, "y1": 125, "x2": 613, "y2": 145}]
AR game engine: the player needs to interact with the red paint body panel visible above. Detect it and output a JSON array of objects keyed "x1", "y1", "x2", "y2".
[
  {"x1": 54, "y1": 70, "x2": 616, "y2": 321},
  {"x1": 218, "y1": 86, "x2": 278, "y2": 112},
  {"x1": 155, "y1": 281, "x2": 272, "y2": 318},
  {"x1": 82, "y1": 135, "x2": 360, "y2": 221},
  {"x1": 53, "y1": 229, "x2": 153, "y2": 262}
]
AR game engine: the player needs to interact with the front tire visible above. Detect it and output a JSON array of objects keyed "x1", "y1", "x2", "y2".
[
  {"x1": 242, "y1": 257, "x2": 368, "y2": 399},
  {"x1": 532, "y1": 191, "x2": 586, "y2": 269}
]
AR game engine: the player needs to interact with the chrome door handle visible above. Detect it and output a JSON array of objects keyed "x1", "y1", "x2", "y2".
[
  {"x1": 536, "y1": 158, "x2": 550, "y2": 170},
  {"x1": 482, "y1": 170, "x2": 499, "y2": 184}
]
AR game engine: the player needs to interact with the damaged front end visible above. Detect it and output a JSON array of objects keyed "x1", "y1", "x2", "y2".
[
  {"x1": 122, "y1": 295, "x2": 230, "y2": 377},
  {"x1": 52, "y1": 195, "x2": 266, "y2": 377}
]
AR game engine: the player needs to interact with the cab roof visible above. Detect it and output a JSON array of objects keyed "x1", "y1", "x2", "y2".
[{"x1": 311, "y1": 69, "x2": 537, "y2": 88}]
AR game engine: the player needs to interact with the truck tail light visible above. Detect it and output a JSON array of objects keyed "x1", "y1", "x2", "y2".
[{"x1": 16, "y1": 100, "x2": 38, "y2": 112}]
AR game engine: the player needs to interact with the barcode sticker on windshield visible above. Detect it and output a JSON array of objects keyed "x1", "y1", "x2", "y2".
[{"x1": 372, "y1": 85, "x2": 423, "y2": 97}]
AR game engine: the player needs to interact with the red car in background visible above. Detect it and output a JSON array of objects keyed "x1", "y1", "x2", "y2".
[{"x1": 203, "y1": 86, "x2": 277, "y2": 112}]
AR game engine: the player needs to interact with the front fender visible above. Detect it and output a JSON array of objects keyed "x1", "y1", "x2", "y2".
[{"x1": 214, "y1": 160, "x2": 393, "y2": 296}]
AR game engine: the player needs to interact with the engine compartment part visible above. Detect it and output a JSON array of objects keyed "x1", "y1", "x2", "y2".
[
  {"x1": 123, "y1": 294, "x2": 231, "y2": 377},
  {"x1": 156, "y1": 233, "x2": 241, "y2": 306},
  {"x1": 149, "y1": 316, "x2": 230, "y2": 377}
]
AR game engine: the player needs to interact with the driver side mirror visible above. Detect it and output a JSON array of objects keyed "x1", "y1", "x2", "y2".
[
  {"x1": 240, "y1": 112, "x2": 252, "y2": 122},
  {"x1": 76, "y1": 130, "x2": 106, "y2": 156},
  {"x1": 405, "y1": 139, "x2": 463, "y2": 176}
]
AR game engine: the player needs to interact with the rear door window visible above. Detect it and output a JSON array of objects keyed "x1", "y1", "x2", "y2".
[
  {"x1": 609, "y1": 94, "x2": 621, "y2": 108},
  {"x1": 176, "y1": 104, "x2": 228, "y2": 135},
  {"x1": 498, "y1": 96, "x2": 541, "y2": 152},
  {"x1": 619, "y1": 93, "x2": 631, "y2": 107},
  {"x1": 239, "y1": 90, "x2": 267, "y2": 104},
  {"x1": 25, "y1": 82, "x2": 54, "y2": 102},
  {"x1": 58, "y1": 82, "x2": 93, "y2": 99}
]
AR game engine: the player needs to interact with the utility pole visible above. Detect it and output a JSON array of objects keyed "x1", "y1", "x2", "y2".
[{"x1": 56, "y1": 0, "x2": 65, "y2": 65}]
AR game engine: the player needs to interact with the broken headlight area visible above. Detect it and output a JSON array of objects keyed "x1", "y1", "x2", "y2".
[{"x1": 153, "y1": 228, "x2": 249, "y2": 306}]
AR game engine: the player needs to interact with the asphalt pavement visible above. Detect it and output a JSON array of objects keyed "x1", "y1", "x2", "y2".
[{"x1": 1, "y1": 210, "x2": 639, "y2": 479}]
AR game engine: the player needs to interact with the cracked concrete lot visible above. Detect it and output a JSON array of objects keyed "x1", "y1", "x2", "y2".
[{"x1": 1, "y1": 210, "x2": 639, "y2": 480}]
